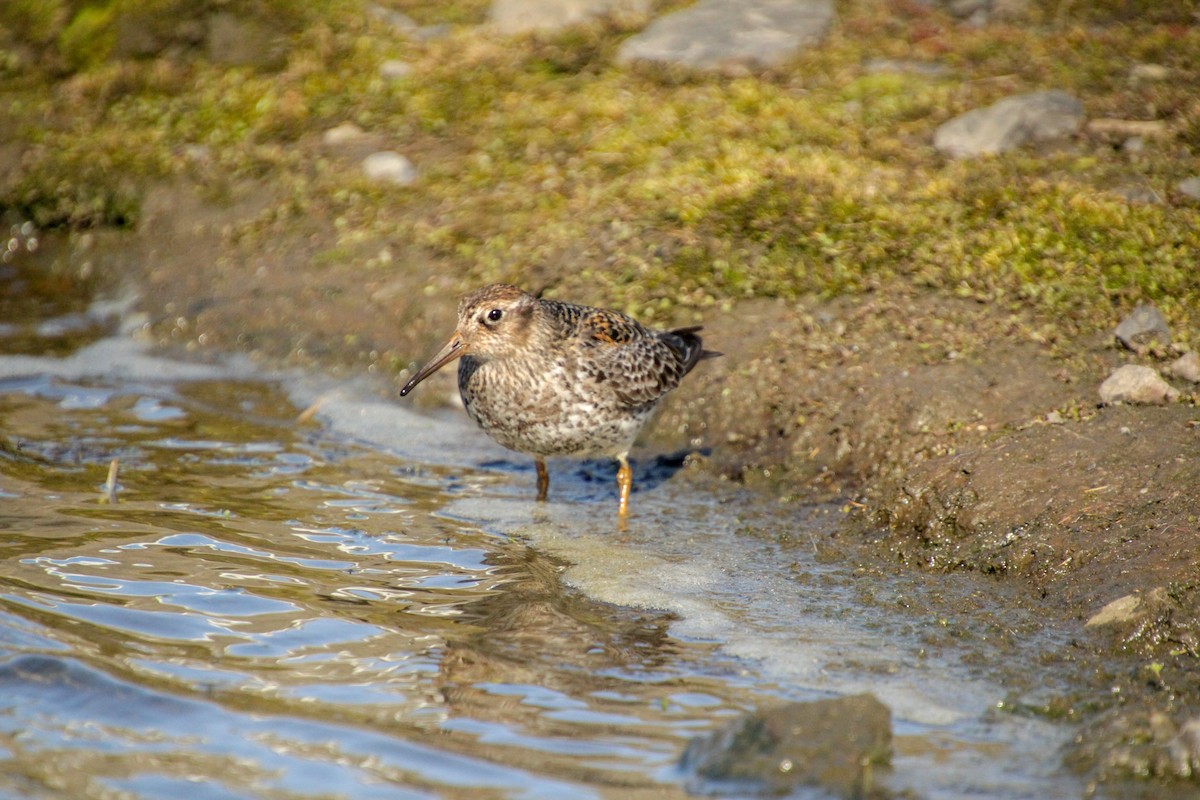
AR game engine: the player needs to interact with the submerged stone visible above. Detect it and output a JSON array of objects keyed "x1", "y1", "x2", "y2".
[{"x1": 681, "y1": 694, "x2": 892, "y2": 797}]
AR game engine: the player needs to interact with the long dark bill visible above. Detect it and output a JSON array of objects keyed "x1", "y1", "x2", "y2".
[{"x1": 399, "y1": 335, "x2": 465, "y2": 396}]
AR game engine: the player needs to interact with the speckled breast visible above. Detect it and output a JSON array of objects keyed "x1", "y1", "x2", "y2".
[{"x1": 457, "y1": 356, "x2": 654, "y2": 458}]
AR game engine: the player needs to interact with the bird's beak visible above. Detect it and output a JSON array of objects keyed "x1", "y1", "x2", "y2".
[{"x1": 399, "y1": 333, "x2": 466, "y2": 396}]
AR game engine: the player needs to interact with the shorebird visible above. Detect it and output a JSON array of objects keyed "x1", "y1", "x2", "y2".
[{"x1": 399, "y1": 284, "x2": 717, "y2": 518}]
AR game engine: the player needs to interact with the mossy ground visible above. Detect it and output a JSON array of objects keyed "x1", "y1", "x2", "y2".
[
  {"x1": 3, "y1": 0, "x2": 1198, "y2": 332},
  {"x1": 2, "y1": 0, "x2": 1200, "y2": 787}
]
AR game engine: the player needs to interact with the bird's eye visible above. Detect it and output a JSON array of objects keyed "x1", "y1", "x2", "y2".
[{"x1": 487, "y1": 308, "x2": 503, "y2": 322}]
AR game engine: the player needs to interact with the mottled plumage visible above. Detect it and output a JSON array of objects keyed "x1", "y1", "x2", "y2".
[{"x1": 399, "y1": 284, "x2": 717, "y2": 517}]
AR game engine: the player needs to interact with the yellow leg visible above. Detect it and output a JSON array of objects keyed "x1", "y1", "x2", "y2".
[
  {"x1": 616, "y1": 454, "x2": 632, "y2": 519},
  {"x1": 535, "y1": 459, "x2": 549, "y2": 501}
]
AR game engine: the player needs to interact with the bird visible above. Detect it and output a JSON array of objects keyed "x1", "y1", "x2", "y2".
[{"x1": 399, "y1": 284, "x2": 718, "y2": 518}]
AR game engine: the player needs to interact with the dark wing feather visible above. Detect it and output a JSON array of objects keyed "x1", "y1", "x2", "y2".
[{"x1": 573, "y1": 311, "x2": 713, "y2": 407}]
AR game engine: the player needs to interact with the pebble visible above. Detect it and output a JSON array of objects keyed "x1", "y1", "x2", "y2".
[
  {"x1": 1080, "y1": 587, "x2": 1161, "y2": 623},
  {"x1": 362, "y1": 151, "x2": 417, "y2": 185},
  {"x1": 1114, "y1": 302, "x2": 1171, "y2": 351},
  {"x1": 1129, "y1": 63, "x2": 1170, "y2": 82},
  {"x1": 379, "y1": 60, "x2": 414, "y2": 80},
  {"x1": 1165, "y1": 351, "x2": 1200, "y2": 383},
  {"x1": 1098, "y1": 365, "x2": 1180, "y2": 406},
  {"x1": 323, "y1": 122, "x2": 367, "y2": 146},
  {"x1": 1121, "y1": 136, "x2": 1144, "y2": 154},
  {"x1": 933, "y1": 90, "x2": 1084, "y2": 158},
  {"x1": 616, "y1": 0, "x2": 835, "y2": 72}
]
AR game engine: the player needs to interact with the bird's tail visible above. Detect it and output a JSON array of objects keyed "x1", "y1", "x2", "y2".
[{"x1": 668, "y1": 326, "x2": 722, "y2": 374}]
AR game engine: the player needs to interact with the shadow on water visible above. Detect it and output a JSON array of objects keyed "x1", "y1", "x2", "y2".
[
  {"x1": 477, "y1": 449, "x2": 703, "y2": 508},
  {"x1": 0, "y1": 260, "x2": 1100, "y2": 797}
]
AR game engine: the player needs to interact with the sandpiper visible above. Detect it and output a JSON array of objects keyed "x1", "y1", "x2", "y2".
[{"x1": 399, "y1": 284, "x2": 717, "y2": 518}]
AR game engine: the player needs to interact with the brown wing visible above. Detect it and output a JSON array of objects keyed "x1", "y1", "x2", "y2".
[{"x1": 575, "y1": 311, "x2": 712, "y2": 407}]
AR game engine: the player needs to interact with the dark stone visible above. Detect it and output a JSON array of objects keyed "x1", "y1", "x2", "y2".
[
  {"x1": 681, "y1": 694, "x2": 893, "y2": 797},
  {"x1": 1069, "y1": 709, "x2": 1200, "y2": 782}
]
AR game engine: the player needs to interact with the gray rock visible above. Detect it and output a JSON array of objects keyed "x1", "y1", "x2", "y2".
[
  {"x1": 1098, "y1": 365, "x2": 1180, "y2": 405},
  {"x1": 1114, "y1": 303, "x2": 1171, "y2": 350},
  {"x1": 362, "y1": 151, "x2": 417, "y2": 186},
  {"x1": 616, "y1": 0, "x2": 835, "y2": 72},
  {"x1": 1165, "y1": 351, "x2": 1200, "y2": 383},
  {"x1": 933, "y1": 90, "x2": 1084, "y2": 158},
  {"x1": 1178, "y1": 176, "x2": 1200, "y2": 200},
  {"x1": 681, "y1": 694, "x2": 891, "y2": 797},
  {"x1": 490, "y1": 0, "x2": 650, "y2": 34}
]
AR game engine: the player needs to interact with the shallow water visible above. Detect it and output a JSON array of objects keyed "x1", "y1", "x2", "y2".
[{"x1": 0, "y1": 292, "x2": 1094, "y2": 798}]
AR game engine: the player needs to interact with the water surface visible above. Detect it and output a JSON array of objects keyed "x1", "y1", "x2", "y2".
[{"x1": 0, "y1": 292, "x2": 1090, "y2": 799}]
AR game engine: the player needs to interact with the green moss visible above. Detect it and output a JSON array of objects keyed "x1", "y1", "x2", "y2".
[
  {"x1": 5, "y1": 124, "x2": 169, "y2": 227},
  {"x1": 58, "y1": 3, "x2": 117, "y2": 70},
  {"x1": 2, "y1": 0, "x2": 1198, "y2": 343}
]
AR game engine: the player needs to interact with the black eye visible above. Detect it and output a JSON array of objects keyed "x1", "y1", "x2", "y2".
[{"x1": 487, "y1": 308, "x2": 503, "y2": 322}]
